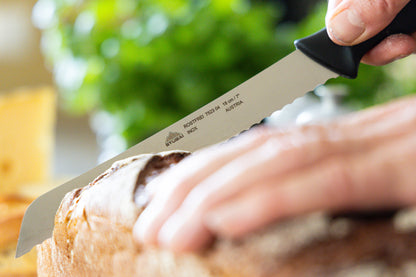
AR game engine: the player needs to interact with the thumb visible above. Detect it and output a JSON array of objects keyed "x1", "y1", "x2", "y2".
[{"x1": 326, "y1": 0, "x2": 411, "y2": 45}]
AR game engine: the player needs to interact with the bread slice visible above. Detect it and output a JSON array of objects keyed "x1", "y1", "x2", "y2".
[
  {"x1": 0, "y1": 243, "x2": 37, "y2": 277},
  {"x1": 0, "y1": 195, "x2": 32, "y2": 248},
  {"x1": 0, "y1": 195, "x2": 37, "y2": 276},
  {"x1": 0, "y1": 180, "x2": 60, "y2": 249},
  {"x1": 37, "y1": 151, "x2": 416, "y2": 277}
]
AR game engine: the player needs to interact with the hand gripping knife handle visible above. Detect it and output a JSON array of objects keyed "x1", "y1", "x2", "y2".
[{"x1": 295, "y1": 0, "x2": 416, "y2": 79}]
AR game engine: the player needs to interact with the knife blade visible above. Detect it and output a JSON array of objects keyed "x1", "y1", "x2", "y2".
[{"x1": 16, "y1": 0, "x2": 416, "y2": 258}]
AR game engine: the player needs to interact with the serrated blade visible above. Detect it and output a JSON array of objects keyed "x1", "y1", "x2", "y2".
[{"x1": 16, "y1": 49, "x2": 338, "y2": 257}]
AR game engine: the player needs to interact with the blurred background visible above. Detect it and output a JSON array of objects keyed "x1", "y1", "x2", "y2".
[{"x1": 2, "y1": 0, "x2": 416, "y2": 178}]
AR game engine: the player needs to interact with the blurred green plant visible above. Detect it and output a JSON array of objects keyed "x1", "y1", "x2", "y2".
[
  {"x1": 34, "y1": 0, "x2": 294, "y2": 148},
  {"x1": 33, "y1": 0, "x2": 416, "y2": 151}
]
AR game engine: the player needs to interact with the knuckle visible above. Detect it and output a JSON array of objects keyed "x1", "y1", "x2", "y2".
[
  {"x1": 260, "y1": 136, "x2": 284, "y2": 157},
  {"x1": 376, "y1": 0, "x2": 394, "y2": 13},
  {"x1": 354, "y1": 0, "x2": 396, "y2": 26},
  {"x1": 324, "y1": 156, "x2": 356, "y2": 203},
  {"x1": 367, "y1": 0, "x2": 403, "y2": 18},
  {"x1": 248, "y1": 188, "x2": 277, "y2": 220},
  {"x1": 249, "y1": 125, "x2": 275, "y2": 140}
]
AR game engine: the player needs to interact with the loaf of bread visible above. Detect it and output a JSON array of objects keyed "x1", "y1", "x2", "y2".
[{"x1": 37, "y1": 151, "x2": 416, "y2": 277}]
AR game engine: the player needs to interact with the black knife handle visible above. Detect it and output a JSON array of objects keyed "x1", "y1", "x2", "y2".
[{"x1": 294, "y1": 0, "x2": 416, "y2": 79}]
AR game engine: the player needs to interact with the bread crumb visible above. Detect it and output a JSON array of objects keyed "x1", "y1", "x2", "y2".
[{"x1": 394, "y1": 209, "x2": 416, "y2": 233}]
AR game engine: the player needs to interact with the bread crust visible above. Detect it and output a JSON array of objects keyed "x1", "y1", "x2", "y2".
[{"x1": 38, "y1": 151, "x2": 416, "y2": 277}]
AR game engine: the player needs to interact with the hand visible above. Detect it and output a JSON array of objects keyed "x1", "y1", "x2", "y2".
[
  {"x1": 326, "y1": 0, "x2": 416, "y2": 65},
  {"x1": 133, "y1": 96, "x2": 416, "y2": 253}
]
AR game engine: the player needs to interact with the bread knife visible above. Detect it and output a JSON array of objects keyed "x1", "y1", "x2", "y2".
[{"x1": 17, "y1": 0, "x2": 416, "y2": 257}]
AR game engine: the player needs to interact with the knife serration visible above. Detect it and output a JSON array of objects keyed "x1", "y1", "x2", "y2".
[{"x1": 16, "y1": 49, "x2": 338, "y2": 257}]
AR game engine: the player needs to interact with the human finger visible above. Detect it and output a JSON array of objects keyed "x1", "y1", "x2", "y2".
[
  {"x1": 361, "y1": 34, "x2": 416, "y2": 65},
  {"x1": 154, "y1": 129, "x2": 342, "y2": 251},
  {"x1": 204, "y1": 132, "x2": 416, "y2": 238},
  {"x1": 133, "y1": 128, "x2": 273, "y2": 245},
  {"x1": 136, "y1": 96, "x2": 416, "y2": 249},
  {"x1": 154, "y1": 103, "x2": 416, "y2": 251},
  {"x1": 184, "y1": 98, "x2": 416, "y2": 220},
  {"x1": 326, "y1": 0, "x2": 411, "y2": 46}
]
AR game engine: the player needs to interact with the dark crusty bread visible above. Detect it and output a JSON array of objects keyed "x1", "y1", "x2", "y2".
[{"x1": 37, "y1": 151, "x2": 416, "y2": 277}]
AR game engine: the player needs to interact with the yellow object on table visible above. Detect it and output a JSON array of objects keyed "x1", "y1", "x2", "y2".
[
  {"x1": 0, "y1": 195, "x2": 37, "y2": 277},
  {"x1": 0, "y1": 87, "x2": 56, "y2": 276},
  {"x1": 0, "y1": 87, "x2": 55, "y2": 196}
]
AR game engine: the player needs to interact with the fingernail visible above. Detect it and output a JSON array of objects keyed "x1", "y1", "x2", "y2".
[
  {"x1": 133, "y1": 210, "x2": 153, "y2": 243},
  {"x1": 329, "y1": 9, "x2": 365, "y2": 44},
  {"x1": 133, "y1": 202, "x2": 164, "y2": 245},
  {"x1": 158, "y1": 223, "x2": 175, "y2": 248},
  {"x1": 158, "y1": 214, "x2": 208, "y2": 252},
  {"x1": 204, "y1": 211, "x2": 223, "y2": 231},
  {"x1": 204, "y1": 204, "x2": 239, "y2": 233},
  {"x1": 157, "y1": 212, "x2": 187, "y2": 249}
]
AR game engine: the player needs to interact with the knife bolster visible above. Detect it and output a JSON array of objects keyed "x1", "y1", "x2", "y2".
[
  {"x1": 294, "y1": 29, "x2": 360, "y2": 79},
  {"x1": 295, "y1": 0, "x2": 416, "y2": 79}
]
